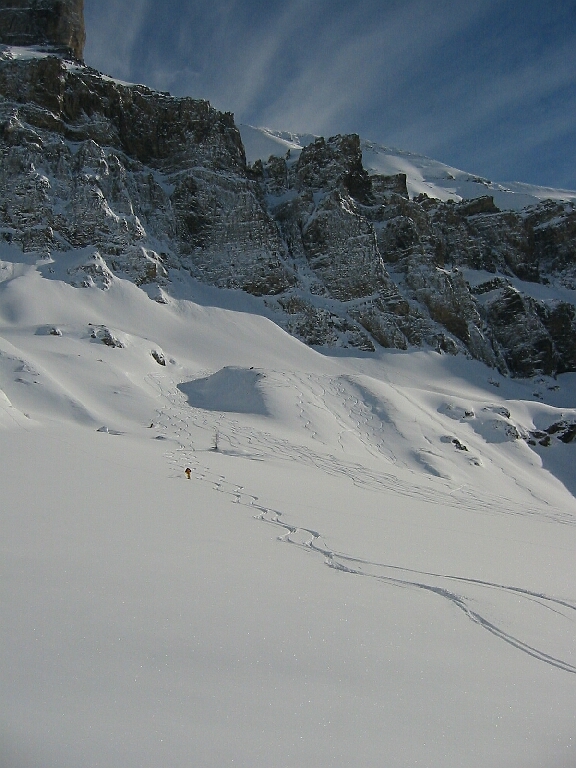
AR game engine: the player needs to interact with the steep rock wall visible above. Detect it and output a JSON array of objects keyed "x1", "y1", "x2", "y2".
[
  {"x1": 1, "y1": 49, "x2": 575, "y2": 376},
  {"x1": 0, "y1": 0, "x2": 85, "y2": 60}
]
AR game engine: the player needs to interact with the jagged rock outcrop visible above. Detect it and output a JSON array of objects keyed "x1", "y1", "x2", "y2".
[
  {"x1": 1, "y1": 42, "x2": 575, "y2": 377},
  {"x1": 0, "y1": 50, "x2": 293, "y2": 294},
  {"x1": 363, "y1": 188, "x2": 576, "y2": 374},
  {"x1": 0, "y1": 0, "x2": 85, "y2": 61},
  {"x1": 528, "y1": 420, "x2": 576, "y2": 447}
]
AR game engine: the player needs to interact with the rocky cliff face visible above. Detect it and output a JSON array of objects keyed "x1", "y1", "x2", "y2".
[
  {"x1": 253, "y1": 136, "x2": 576, "y2": 375},
  {"x1": 0, "y1": 0, "x2": 85, "y2": 60},
  {"x1": 0, "y1": 51, "x2": 292, "y2": 294},
  {"x1": 1, "y1": 45, "x2": 575, "y2": 377}
]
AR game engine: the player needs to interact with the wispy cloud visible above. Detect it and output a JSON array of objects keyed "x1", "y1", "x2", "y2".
[
  {"x1": 84, "y1": 0, "x2": 152, "y2": 80},
  {"x1": 165, "y1": 0, "x2": 500, "y2": 133},
  {"x1": 83, "y1": 0, "x2": 576, "y2": 188},
  {"x1": 251, "y1": 1, "x2": 499, "y2": 134},
  {"x1": 377, "y1": 32, "x2": 576, "y2": 184}
]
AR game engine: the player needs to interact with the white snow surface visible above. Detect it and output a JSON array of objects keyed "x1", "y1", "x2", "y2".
[
  {"x1": 1, "y1": 242, "x2": 576, "y2": 768},
  {"x1": 240, "y1": 125, "x2": 576, "y2": 211}
]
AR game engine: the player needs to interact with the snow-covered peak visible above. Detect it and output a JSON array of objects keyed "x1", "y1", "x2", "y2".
[
  {"x1": 240, "y1": 125, "x2": 576, "y2": 211},
  {"x1": 240, "y1": 124, "x2": 316, "y2": 164}
]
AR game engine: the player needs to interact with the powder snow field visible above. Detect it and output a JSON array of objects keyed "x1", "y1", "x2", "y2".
[
  {"x1": 1, "y1": 243, "x2": 576, "y2": 768},
  {"x1": 240, "y1": 124, "x2": 576, "y2": 211}
]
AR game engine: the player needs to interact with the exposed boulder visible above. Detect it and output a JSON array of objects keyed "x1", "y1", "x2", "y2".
[{"x1": 528, "y1": 420, "x2": 576, "y2": 446}]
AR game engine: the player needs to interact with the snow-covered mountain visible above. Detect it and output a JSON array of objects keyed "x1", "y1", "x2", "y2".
[
  {"x1": 2, "y1": 6, "x2": 576, "y2": 767},
  {"x1": 2, "y1": 43, "x2": 575, "y2": 378},
  {"x1": 240, "y1": 124, "x2": 576, "y2": 211}
]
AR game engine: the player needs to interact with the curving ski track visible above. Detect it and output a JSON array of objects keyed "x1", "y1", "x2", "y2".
[{"x1": 149, "y1": 372, "x2": 576, "y2": 675}]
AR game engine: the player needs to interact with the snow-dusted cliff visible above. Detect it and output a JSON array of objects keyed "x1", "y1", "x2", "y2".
[
  {"x1": 0, "y1": 0, "x2": 85, "y2": 60},
  {"x1": 1, "y1": 37, "x2": 576, "y2": 377},
  {"x1": 3, "y1": 10, "x2": 576, "y2": 768}
]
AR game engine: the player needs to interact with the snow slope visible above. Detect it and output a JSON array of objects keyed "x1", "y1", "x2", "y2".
[
  {"x1": 240, "y1": 124, "x2": 576, "y2": 211},
  {"x1": 2, "y1": 242, "x2": 576, "y2": 768}
]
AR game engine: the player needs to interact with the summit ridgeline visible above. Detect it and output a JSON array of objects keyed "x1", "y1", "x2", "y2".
[{"x1": 0, "y1": 0, "x2": 85, "y2": 61}]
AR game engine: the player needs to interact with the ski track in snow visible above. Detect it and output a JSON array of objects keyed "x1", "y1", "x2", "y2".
[
  {"x1": 151, "y1": 371, "x2": 574, "y2": 525},
  {"x1": 149, "y1": 373, "x2": 576, "y2": 675}
]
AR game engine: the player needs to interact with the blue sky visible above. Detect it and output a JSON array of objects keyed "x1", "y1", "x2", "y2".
[{"x1": 84, "y1": 0, "x2": 576, "y2": 190}]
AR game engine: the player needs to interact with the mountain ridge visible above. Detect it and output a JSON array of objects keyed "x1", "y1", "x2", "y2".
[
  {"x1": 1, "y1": 41, "x2": 575, "y2": 378},
  {"x1": 240, "y1": 124, "x2": 576, "y2": 211},
  {"x1": 2, "y1": 10, "x2": 576, "y2": 766}
]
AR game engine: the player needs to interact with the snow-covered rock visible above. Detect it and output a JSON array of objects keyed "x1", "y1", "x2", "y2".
[
  {"x1": 2, "y1": 14, "x2": 576, "y2": 768},
  {"x1": 1, "y1": 40, "x2": 576, "y2": 377},
  {"x1": 0, "y1": 0, "x2": 85, "y2": 61}
]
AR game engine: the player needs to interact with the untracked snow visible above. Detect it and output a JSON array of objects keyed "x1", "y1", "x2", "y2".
[{"x1": 1, "y1": 241, "x2": 576, "y2": 768}]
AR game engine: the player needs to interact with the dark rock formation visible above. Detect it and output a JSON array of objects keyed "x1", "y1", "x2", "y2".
[
  {"x1": 0, "y1": 0, "x2": 85, "y2": 61},
  {"x1": 528, "y1": 420, "x2": 576, "y2": 446},
  {"x1": 1, "y1": 37, "x2": 575, "y2": 378},
  {"x1": 0, "y1": 52, "x2": 293, "y2": 294}
]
